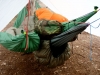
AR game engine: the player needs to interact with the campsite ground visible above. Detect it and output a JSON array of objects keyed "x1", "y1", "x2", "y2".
[{"x1": 0, "y1": 22, "x2": 100, "y2": 75}]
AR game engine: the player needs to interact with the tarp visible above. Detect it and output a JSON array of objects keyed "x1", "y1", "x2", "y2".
[
  {"x1": 13, "y1": 6, "x2": 28, "y2": 28},
  {"x1": 0, "y1": 0, "x2": 28, "y2": 31}
]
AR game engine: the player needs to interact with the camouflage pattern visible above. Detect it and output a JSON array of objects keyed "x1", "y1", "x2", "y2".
[
  {"x1": 34, "y1": 40, "x2": 71, "y2": 68},
  {"x1": 34, "y1": 19, "x2": 62, "y2": 39}
]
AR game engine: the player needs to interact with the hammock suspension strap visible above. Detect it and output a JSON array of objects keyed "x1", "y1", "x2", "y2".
[{"x1": 24, "y1": 0, "x2": 31, "y2": 51}]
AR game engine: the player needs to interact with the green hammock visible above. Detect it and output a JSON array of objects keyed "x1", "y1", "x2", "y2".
[
  {"x1": 62, "y1": 9, "x2": 98, "y2": 32},
  {"x1": 0, "y1": 32, "x2": 40, "y2": 53}
]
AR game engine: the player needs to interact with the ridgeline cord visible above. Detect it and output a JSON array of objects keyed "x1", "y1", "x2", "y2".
[
  {"x1": 48, "y1": 0, "x2": 62, "y2": 13},
  {"x1": 89, "y1": 18, "x2": 100, "y2": 61},
  {"x1": 89, "y1": 17, "x2": 100, "y2": 28},
  {"x1": 89, "y1": 25, "x2": 92, "y2": 61}
]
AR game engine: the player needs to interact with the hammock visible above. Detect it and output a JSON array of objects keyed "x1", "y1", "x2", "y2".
[
  {"x1": 0, "y1": 32, "x2": 40, "y2": 53},
  {"x1": 50, "y1": 23, "x2": 89, "y2": 58}
]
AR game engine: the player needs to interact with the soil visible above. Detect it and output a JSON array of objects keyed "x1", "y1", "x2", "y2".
[{"x1": 0, "y1": 21, "x2": 100, "y2": 75}]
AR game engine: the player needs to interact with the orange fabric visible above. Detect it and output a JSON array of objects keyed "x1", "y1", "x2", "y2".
[
  {"x1": 36, "y1": 8, "x2": 53, "y2": 20},
  {"x1": 50, "y1": 13, "x2": 68, "y2": 22},
  {"x1": 35, "y1": 8, "x2": 68, "y2": 22}
]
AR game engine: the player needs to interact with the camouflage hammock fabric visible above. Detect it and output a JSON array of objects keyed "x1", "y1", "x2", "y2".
[
  {"x1": 33, "y1": 6, "x2": 98, "y2": 68},
  {"x1": 34, "y1": 19, "x2": 62, "y2": 40},
  {"x1": 34, "y1": 40, "x2": 71, "y2": 68}
]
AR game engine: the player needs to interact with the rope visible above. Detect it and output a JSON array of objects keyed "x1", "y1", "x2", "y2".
[
  {"x1": 89, "y1": 25, "x2": 93, "y2": 61},
  {"x1": 88, "y1": 18, "x2": 100, "y2": 61},
  {"x1": 24, "y1": 0, "x2": 31, "y2": 51},
  {"x1": 89, "y1": 24, "x2": 100, "y2": 61},
  {"x1": 90, "y1": 17, "x2": 100, "y2": 25},
  {"x1": 48, "y1": 0, "x2": 61, "y2": 13},
  {"x1": 90, "y1": 23, "x2": 100, "y2": 29}
]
